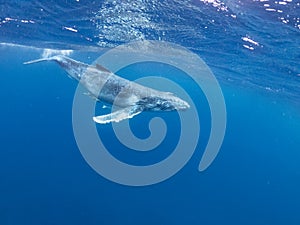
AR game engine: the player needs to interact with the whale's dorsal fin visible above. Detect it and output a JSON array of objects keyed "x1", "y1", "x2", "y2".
[
  {"x1": 93, "y1": 106, "x2": 143, "y2": 124},
  {"x1": 95, "y1": 64, "x2": 111, "y2": 73}
]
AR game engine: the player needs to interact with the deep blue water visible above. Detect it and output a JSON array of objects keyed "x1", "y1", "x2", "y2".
[{"x1": 1, "y1": 1, "x2": 300, "y2": 225}]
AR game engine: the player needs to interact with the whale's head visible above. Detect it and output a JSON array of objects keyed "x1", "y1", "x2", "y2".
[
  {"x1": 137, "y1": 94, "x2": 190, "y2": 112},
  {"x1": 162, "y1": 94, "x2": 190, "y2": 111}
]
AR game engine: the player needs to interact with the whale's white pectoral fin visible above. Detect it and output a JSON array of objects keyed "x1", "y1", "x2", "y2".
[{"x1": 93, "y1": 106, "x2": 143, "y2": 124}]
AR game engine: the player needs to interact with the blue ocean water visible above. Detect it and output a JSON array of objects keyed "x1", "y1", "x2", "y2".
[{"x1": 1, "y1": 0, "x2": 300, "y2": 225}]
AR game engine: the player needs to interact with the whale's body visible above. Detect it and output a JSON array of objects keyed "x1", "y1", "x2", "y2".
[{"x1": 25, "y1": 55, "x2": 190, "y2": 123}]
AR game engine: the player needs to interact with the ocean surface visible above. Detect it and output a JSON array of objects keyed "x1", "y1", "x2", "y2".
[{"x1": 1, "y1": 0, "x2": 300, "y2": 224}]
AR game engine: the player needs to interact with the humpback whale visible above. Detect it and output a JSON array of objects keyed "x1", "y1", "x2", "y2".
[{"x1": 24, "y1": 55, "x2": 190, "y2": 124}]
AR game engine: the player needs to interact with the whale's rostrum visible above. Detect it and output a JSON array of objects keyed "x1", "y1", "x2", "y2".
[{"x1": 24, "y1": 55, "x2": 190, "y2": 124}]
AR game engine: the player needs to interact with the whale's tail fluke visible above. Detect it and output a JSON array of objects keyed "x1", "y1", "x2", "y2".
[
  {"x1": 23, "y1": 56, "x2": 62, "y2": 65},
  {"x1": 23, "y1": 58, "x2": 50, "y2": 65},
  {"x1": 24, "y1": 55, "x2": 88, "y2": 81}
]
